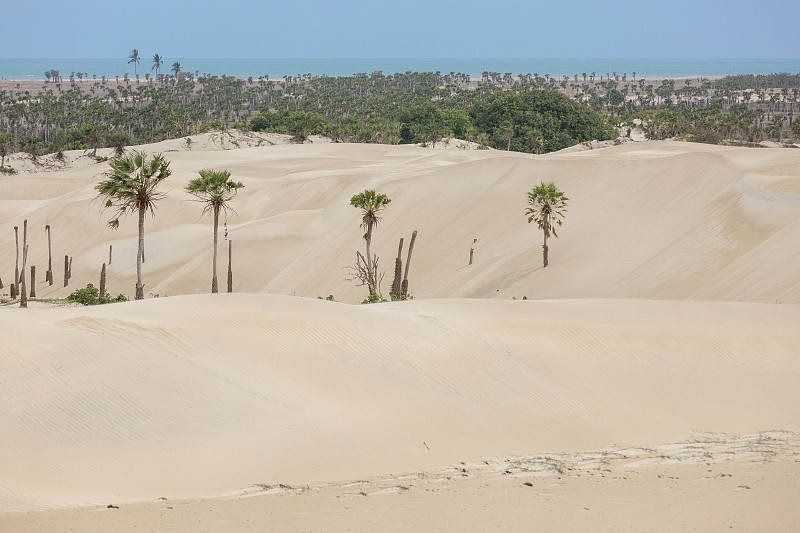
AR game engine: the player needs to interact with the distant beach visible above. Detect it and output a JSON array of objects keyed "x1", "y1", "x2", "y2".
[{"x1": 1, "y1": 58, "x2": 799, "y2": 82}]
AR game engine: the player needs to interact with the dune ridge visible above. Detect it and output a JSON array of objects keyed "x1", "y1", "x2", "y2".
[{"x1": 1, "y1": 141, "x2": 799, "y2": 304}]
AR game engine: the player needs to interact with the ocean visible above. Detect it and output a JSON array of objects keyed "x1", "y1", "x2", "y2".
[{"x1": 1, "y1": 58, "x2": 798, "y2": 81}]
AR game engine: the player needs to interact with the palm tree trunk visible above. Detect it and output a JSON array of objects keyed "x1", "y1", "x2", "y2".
[
  {"x1": 391, "y1": 238, "x2": 403, "y2": 298},
  {"x1": 14, "y1": 226, "x2": 19, "y2": 288},
  {"x1": 542, "y1": 222, "x2": 549, "y2": 268},
  {"x1": 227, "y1": 240, "x2": 233, "y2": 293},
  {"x1": 100, "y1": 263, "x2": 106, "y2": 298},
  {"x1": 46, "y1": 224, "x2": 53, "y2": 285},
  {"x1": 401, "y1": 230, "x2": 417, "y2": 297},
  {"x1": 364, "y1": 225, "x2": 374, "y2": 294},
  {"x1": 211, "y1": 205, "x2": 219, "y2": 293},
  {"x1": 136, "y1": 208, "x2": 145, "y2": 299}
]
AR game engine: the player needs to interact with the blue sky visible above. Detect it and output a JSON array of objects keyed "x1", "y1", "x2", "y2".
[{"x1": 2, "y1": 0, "x2": 798, "y2": 58}]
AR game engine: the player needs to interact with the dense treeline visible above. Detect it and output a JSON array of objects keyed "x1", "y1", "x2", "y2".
[
  {"x1": 1, "y1": 67, "x2": 799, "y2": 163},
  {"x1": 0, "y1": 71, "x2": 616, "y2": 158}
]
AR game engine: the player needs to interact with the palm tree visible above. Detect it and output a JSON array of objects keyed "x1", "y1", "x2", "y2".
[
  {"x1": 172, "y1": 62, "x2": 181, "y2": 78},
  {"x1": 526, "y1": 182, "x2": 568, "y2": 268},
  {"x1": 152, "y1": 53, "x2": 163, "y2": 76},
  {"x1": 128, "y1": 49, "x2": 140, "y2": 76},
  {"x1": 95, "y1": 150, "x2": 171, "y2": 299},
  {"x1": 186, "y1": 169, "x2": 244, "y2": 293},
  {"x1": 350, "y1": 189, "x2": 391, "y2": 296}
]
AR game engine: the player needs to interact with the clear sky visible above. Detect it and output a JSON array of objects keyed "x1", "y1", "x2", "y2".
[{"x1": 2, "y1": 0, "x2": 798, "y2": 58}]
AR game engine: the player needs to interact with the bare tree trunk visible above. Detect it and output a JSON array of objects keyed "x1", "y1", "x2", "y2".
[
  {"x1": 135, "y1": 209, "x2": 144, "y2": 299},
  {"x1": 29, "y1": 265, "x2": 35, "y2": 298},
  {"x1": 401, "y1": 230, "x2": 417, "y2": 297},
  {"x1": 469, "y1": 247, "x2": 474, "y2": 265},
  {"x1": 10, "y1": 283, "x2": 16, "y2": 299},
  {"x1": 64, "y1": 255, "x2": 69, "y2": 287},
  {"x1": 109, "y1": 244, "x2": 112, "y2": 265},
  {"x1": 14, "y1": 226, "x2": 19, "y2": 288},
  {"x1": 391, "y1": 238, "x2": 403, "y2": 298},
  {"x1": 0, "y1": 276, "x2": 3, "y2": 289},
  {"x1": 227, "y1": 240, "x2": 233, "y2": 293},
  {"x1": 100, "y1": 263, "x2": 106, "y2": 298},
  {"x1": 46, "y1": 224, "x2": 53, "y2": 285},
  {"x1": 68, "y1": 257, "x2": 72, "y2": 280},
  {"x1": 19, "y1": 221, "x2": 28, "y2": 308},
  {"x1": 211, "y1": 205, "x2": 219, "y2": 293}
]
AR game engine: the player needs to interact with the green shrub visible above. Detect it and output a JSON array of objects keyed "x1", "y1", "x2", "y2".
[
  {"x1": 67, "y1": 283, "x2": 128, "y2": 305},
  {"x1": 361, "y1": 292, "x2": 387, "y2": 304}
]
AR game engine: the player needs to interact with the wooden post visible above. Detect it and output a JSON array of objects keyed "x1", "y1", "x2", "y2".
[
  {"x1": 391, "y1": 238, "x2": 404, "y2": 298},
  {"x1": 29, "y1": 265, "x2": 36, "y2": 298},
  {"x1": 401, "y1": 230, "x2": 417, "y2": 298},
  {"x1": 469, "y1": 247, "x2": 474, "y2": 265},
  {"x1": 227, "y1": 240, "x2": 233, "y2": 293},
  {"x1": 99, "y1": 263, "x2": 106, "y2": 298},
  {"x1": 64, "y1": 255, "x2": 69, "y2": 287},
  {"x1": 46, "y1": 224, "x2": 53, "y2": 285}
]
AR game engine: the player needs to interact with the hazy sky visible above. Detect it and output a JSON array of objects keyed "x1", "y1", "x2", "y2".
[{"x1": 2, "y1": 0, "x2": 798, "y2": 58}]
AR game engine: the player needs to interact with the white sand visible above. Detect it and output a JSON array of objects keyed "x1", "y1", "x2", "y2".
[{"x1": 1, "y1": 139, "x2": 800, "y2": 531}]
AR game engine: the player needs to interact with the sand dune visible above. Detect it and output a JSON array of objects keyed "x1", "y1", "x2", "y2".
[
  {"x1": 2, "y1": 140, "x2": 799, "y2": 304},
  {"x1": 2, "y1": 140, "x2": 800, "y2": 529},
  {"x1": 1, "y1": 295, "x2": 798, "y2": 516}
]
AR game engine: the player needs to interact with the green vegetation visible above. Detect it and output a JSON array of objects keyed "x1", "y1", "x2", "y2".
[
  {"x1": 95, "y1": 151, "x2": 171, "y2": 300},
  {"x1": 526, "y1": 182, "x2": 568, "y2": 268},
  {"x1": 0, "y1": 68, "x2": 797, "y2": 170},
  {"x1": 350, "y1": 189, "x2": 391, "y2": 298},
  {"x1": 0, "y1": 70, "x2": 617, "y2": 158},
  {"x1": 186, "y1": 169, "x2": 244, "y2": 293},
  {"x1": 67, "y1": 283, "x2": 128, "y2": 305}
]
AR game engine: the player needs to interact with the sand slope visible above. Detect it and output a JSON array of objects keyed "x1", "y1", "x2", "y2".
[
  {"x1": 1, "y1": 295, "x2": 799, "y2": 513},
  {"x1": 2, "y1": 141, "x2": 800, "y2": 304}
]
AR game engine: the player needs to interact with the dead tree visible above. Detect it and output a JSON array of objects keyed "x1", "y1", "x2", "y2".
[
  {"x1": 109, "y1": 244, "x2": 112, "y2": 265},
  {"x1": 10, "y1": 283, "x2": 16, "y2": 299},
  {"x1": 401, "y1": 230, "x2": 417, "y2": 298},
  {"x1": 100, "y1": 263, "x2": 107, "y2": 298},
  {"x1": 0, "y1": 276, "x2": 3, "y2": 289},
  {"x1": 391, "y1": 238, "x2": 404, "y2": 298},
  {"x1": 14, "y1": 226, "x2": 19, "y2": 288},
  {"x1": 349, "y1": 251, "x2": 383, "y2": 296},
  {"x1": 68, "y1": 257, "x2": 72, "y2": 280},
  {"x1": 19, "y1": 221, "x2": 28, "y2": 308},
  {"x1": 29, "y1": 265, "x2": 36, "y2": 298},
  {"x1": 64, "y1": 255, "x2": 70, "y2": 287},
  {"x1": 45, "y1": 224, "x2": 53, "y2": 285},
  {"x1": 227, "y1": 240, "x2": 233, "y2": 293}
]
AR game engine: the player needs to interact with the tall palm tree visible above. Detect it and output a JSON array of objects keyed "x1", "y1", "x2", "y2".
[
  {"x1": 350, "y1": 189, "x2": 391, "y2": 296},
  {"x1": 95, "y1": 150, "x2": 171, "y2": 299},
  {"x1": 152, "y1": 53, "x2": 163, "y2": 76},
  {"x1": 172, "y1": 62, "x2": 181, "y2": 78},
  {"x1": 526, "y1": 182, "x2": 568, "y2": 268},
  {"x1": 186, "y1": 169, "x2": 244, "y2": 293},
  {"x1": 128, "y1": 49, "x2": 140, "y2": 76}
]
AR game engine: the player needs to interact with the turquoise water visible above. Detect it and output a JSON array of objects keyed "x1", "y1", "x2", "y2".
[{"x1": 1, "y1": 58, "x2": 798, "y2": 81}]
